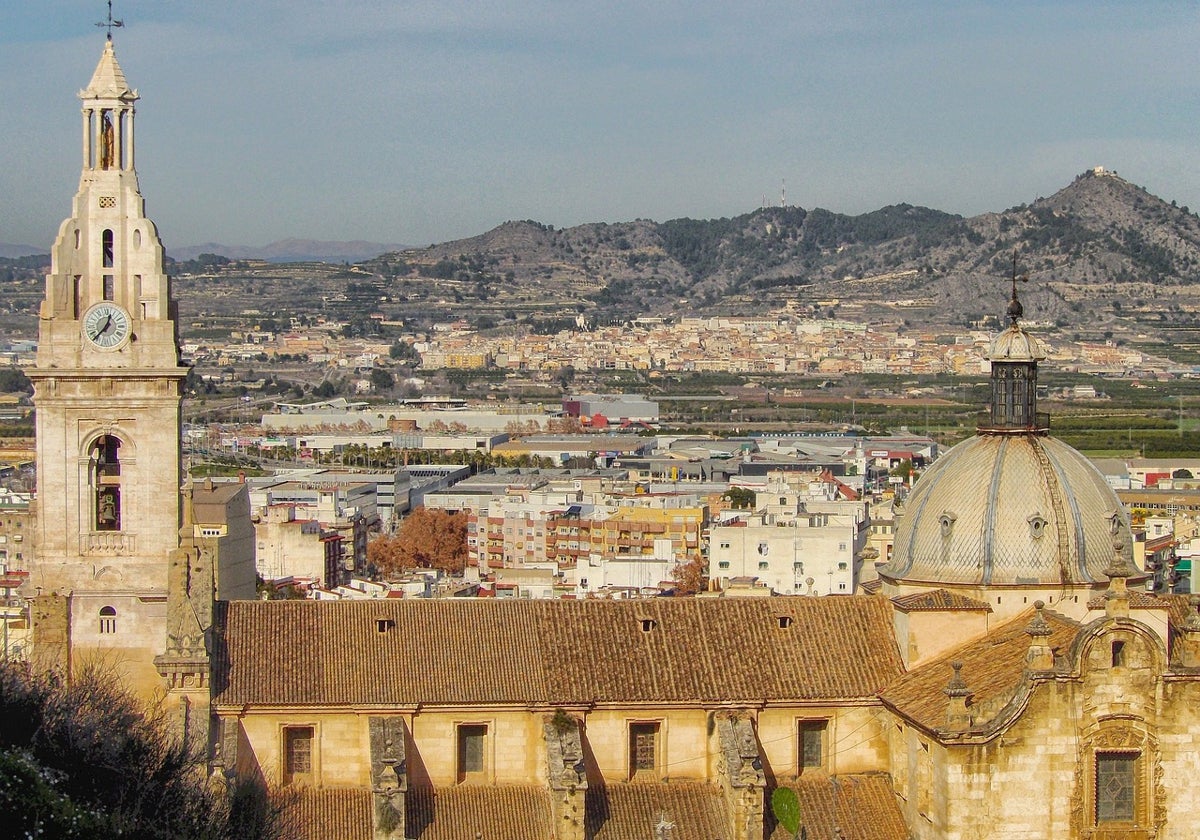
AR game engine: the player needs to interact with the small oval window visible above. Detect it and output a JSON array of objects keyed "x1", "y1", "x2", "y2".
[
  {"x1": 1028, "y1": 514, "x2": 1048, "y2": 540},
  {"x1": 133, "y1": 228, "x2": 142, "y2": 249},
  {"x1": 938, "y1": 511, "x2": 957, "y2": 538}
]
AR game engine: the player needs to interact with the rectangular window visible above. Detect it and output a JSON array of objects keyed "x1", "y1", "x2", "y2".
[
  {"x1": 1096, "y1": 752, "x2": 1137, "y2": 823},
  {"x1": 629, "y1": 722, "x2": 659, "y2": 777},
  {"x1": 283, "y1": 726, "x2": 314, "y2": 785},
  {"x1": 457, "y1": 724, "x2": 487, "y2": 782},
  {"x1": 799, "y1": 720, "x2": 827, "y2": 773},
  {"x1": 103, "y1": 275, "x2": 114, "y2": 301}
]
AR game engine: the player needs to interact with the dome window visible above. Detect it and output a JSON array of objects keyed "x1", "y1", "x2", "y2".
[
  {"x1": 1028, "y1": 514, "x2": 1048, "y2": 540},
  {"x1": 1109, "y1": 511, "x2": 1123, "y2": 536},
  {"x1": 938, "y1": 511, "x2": 957, "y2": 538}
]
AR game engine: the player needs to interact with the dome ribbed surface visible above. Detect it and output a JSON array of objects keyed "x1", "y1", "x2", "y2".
[
  {"x1": 882, "y1": 434, "x2": 1130, "y2": 586},
  {"x1": 989, "y1": 324, "x2": 1045, "y2": 362}
]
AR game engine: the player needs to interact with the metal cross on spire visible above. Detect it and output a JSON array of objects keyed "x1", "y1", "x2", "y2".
[
  {"x1": 96, "y1": 0, "x2": 124, "y2": 40},
  {"x1": 1006, "y1": 250, "x2": 1029, "y2": 325}
]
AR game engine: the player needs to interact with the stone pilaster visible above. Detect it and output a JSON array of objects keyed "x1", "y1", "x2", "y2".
[
  {"x1": 714, "y1": 712, "x2": 765, "y2": 840},
  {"x1": 29, "y1": 592, "x2": 70, "y2": 678},
  {"x1": 155, "y1": 482, "x2": 215, "y2": 753},
  {"x1": 1175, "y1": 595, "x2": 1200, "y2": 668},
  {"x1": 368, "y1": 716, "x2": 408, "y2": 840},
  {"x1": 544, "y1": 712, "x2": 587, "y2": 840}
]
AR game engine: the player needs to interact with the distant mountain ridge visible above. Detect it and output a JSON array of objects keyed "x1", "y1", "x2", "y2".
[
  {"x1": 0, "y1": 243, "x2": 46, "y2": 259},
  {"x1": 363, "y1": 168, "x2": 1200, "y2": 322},
  {"x1": 170, "y1": 238, "x2": 407, "y2": 263}
]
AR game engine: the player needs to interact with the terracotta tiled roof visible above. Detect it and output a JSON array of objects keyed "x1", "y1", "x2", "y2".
[
  {"x1": 891, "y1": 589, "x2": 992, "y2": 612},
  {"x1": 212, "y1": 597, "x2": 903, "y2": 707},
  {"x1": 858, "y1": 579, "x2": 883, "y2": 595},
  {"x1": 587, "y1": 781, "x2": 728, "y2": 840},
  {"x1": 282, "y1": 788, "x2": 372, "y2": 840},
  {"x1": 1084, "y1": 590, "x2": 1172, "y2": 611},
  {"x1": 881, "y1": 608, "x2": 1079, "y2": 734},
  {"x1": 767, "y1": 773, "x2": 908, "y2": 840},
  {"x1": 1160, "y1": 593, "x2": 1196, "y2": 630},
  {"x1": 406, "y1": 785, "x2": 554, "y2": 840}
]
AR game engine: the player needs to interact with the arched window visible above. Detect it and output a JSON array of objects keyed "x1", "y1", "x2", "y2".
[
  {"x1": 92, "y1": 435, "x2": 122, "y2": 531},
  {"x1": 99, "y1": 606, "x2": 117, "y2": 634}
]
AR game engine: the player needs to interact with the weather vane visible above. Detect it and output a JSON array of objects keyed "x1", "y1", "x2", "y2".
[
  {"x1": 1005, "y1": 249, "x2": 1029, "y2": 325},
  {"x1": 96, "y1": 1, "x2": 124, "y2": 40}
]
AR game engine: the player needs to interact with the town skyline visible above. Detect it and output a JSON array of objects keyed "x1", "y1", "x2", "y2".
[{"x1": 3, "y1": 1, "x2": 1200, "y2": 253}]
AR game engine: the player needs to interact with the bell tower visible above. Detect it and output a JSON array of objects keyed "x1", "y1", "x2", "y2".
[{"x1": 27, "y1": 35, "x2": 188, "y2": 695}]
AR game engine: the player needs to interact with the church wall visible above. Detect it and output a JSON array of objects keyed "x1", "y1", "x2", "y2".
[
  {"x1": 757, "y1": 704, "x2": 888, "y2": 777},
  {"x1": 582, "y1": 707, "x2": 709, "y2": 782},
  {"x1": 238, "y1": 711, "x2": 373, "y2": 788},
  {"x1": 407, "y1": 709, "x2": 548, "y2": 786},
  {"x1": 1157, "y1": 680, "x2": 1200, "y2": 835},
  {"x1": 939, "y1": 684, "x2": 1079, "y2": 840},
  {"x1": 68, "y1": 591, "x2": 166, "y2": 700},
  {"x1": 897, "y1": 609, "x2": 990, "y2": 669},
  {"x1": 895, "y1": 618, "x2": 1198, "y2": 840}
]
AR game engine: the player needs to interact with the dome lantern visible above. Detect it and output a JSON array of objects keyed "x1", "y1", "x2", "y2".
[{"x1": 982, "y1": 253, "x2": 1047, "y2": 433}]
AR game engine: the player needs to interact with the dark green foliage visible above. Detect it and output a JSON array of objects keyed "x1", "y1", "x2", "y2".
[
  {"x1": 389, "y1": 340, "x2": 420, "y2": 363},
  {"x1": 771, "y1": 786, "x2": 802, "y2": 836},
  {"x1": 0, "y1": 662, "x2": 287, "y2": 839},
  {"x1": 722, "y1": 487, "x2": 757, "y2": 509},
  {"x1": 0, "y1": 367, "x2": 31, "y2": 394},
  {"x1": 370, "y1": 367, "x2": 394, "y2": 391}
]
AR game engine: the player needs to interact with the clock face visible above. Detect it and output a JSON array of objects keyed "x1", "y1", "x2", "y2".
[{"x1": 82, "y1": 302, "x2": 131, "y2": 350}]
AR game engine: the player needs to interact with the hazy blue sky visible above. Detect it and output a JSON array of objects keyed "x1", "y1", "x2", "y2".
[{"x1": 3, "y1": 1, "x2": 1198, "y2": 251}]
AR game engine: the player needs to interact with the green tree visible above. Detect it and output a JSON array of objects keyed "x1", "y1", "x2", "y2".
[
  {"x1": 722, "y1": 487, "x2": 757, "y2": 509},
  {"x1": 370, "y1": 368, "x2": 395, "y2": 392}
]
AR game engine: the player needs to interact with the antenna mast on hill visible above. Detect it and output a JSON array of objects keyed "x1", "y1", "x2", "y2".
[
  {"x1": 781, "y1": 178, "x2": 787, "y2": 207},
  {"x1": 96, "y1": 0, "x2": 124, "y2": 39}
]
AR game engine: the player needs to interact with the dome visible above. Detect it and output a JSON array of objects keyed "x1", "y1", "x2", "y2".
[
  {"x1": 989, "y1": 323, "x2": 1045, "y2": 363},
  {"x1": 881, "y1": 434, "x2": 1131, "y2": 587}
]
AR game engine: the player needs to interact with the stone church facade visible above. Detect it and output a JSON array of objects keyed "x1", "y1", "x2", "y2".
[{"x1": 23, "y1": 37, "x2": 1200, "y2": 840}]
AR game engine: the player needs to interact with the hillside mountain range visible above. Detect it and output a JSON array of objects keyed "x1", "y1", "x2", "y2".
[
  {"x1": 9, "y1": 168, "x2": 1200, "y2": 335},
  {"x1": 363, "y1": 168, "x2": 1200, "y2": 327},
  {"x1": 0, "y1": 243, "x2": 46, "y2": 259}
]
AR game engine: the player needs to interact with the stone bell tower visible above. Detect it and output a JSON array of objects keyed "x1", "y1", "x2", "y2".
[{"x1": 26, "y1": 35, "x2": 189, "y2": 697}]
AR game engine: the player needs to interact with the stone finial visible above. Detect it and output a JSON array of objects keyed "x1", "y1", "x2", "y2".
[
  {"x1": 1024, "y1": 600, "x2": 1052, "y2": 637},
  {"x1": 1025, "y1": 601, "x2": 1055, "y2": 671},
  {"x1": 1104, "y1": 545, "x2": 1134, "y2": 619},
  {"x1": 944, "y1": 660, "x2": 972, "y2": 731}
]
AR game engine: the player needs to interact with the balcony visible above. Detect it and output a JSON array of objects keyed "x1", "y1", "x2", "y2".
[{"x1": 82, "y1": 531, "x2": 135, "y2": 555}]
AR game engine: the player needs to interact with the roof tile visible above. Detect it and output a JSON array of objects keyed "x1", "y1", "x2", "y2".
[
  {"x1": 212, "y1": 597, "x2": 904, "y2": 707},
  {"x1": 767, "y1": 773, "x2": 908, "y2": 840}
]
